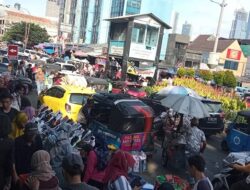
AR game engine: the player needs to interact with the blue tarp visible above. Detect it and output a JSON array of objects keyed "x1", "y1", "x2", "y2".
[{"x1": 44, "y1": 48, "x2": 55, "y2": 54}]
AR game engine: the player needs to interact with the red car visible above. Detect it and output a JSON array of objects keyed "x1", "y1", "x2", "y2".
[
  {"x1": 112, "y1": 81, "x2": 147, "y2": 98},
  {"x1": 245, "y1": 97, "x2": 250, "y2": 108}
]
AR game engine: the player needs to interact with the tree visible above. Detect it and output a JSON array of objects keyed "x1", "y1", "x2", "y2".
[
  {"x1": 199, "y1": 70, "x2": 213, "y2": 81},
  {"x1": 2, "y1": 22, "x2": 50, "y2": 47},
  {"x1": 177, "y1": 67, "x2": 186, "y2": 77},
  {"x1": 185, "y1": 68, "x2": 195, "y2": 78},
  {"x1": 223, "y1": 71, "x2": 237, "y2": 88},
  {"x1": 213, "y1": 71, "x2": 225, "y2": 86}
]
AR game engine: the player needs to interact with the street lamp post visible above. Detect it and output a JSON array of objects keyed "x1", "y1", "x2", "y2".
[{"x1": 210, "y1": 0, "x2": 227, "y2": 53}]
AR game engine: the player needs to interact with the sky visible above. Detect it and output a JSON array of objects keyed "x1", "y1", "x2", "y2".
[{"x1": 4, "y1": 0, "x2": 250, "y2": 39}]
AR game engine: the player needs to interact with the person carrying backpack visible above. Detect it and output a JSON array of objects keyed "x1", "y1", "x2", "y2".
[{"x1": 82, "y1": 143, "x2": 107, "y2": 190}]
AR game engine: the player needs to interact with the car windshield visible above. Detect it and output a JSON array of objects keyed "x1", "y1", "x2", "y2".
[
  {"x1": 63, "y1": 65, "x2": 76, "y2": 71},
  {"x1": 69, "y1": 94, "x2": 88, "y2": 105},
  {"x1": 0, "y1": 64, "x2": 8, "y2": 73},
  {"x1": 127, "y1": 85, "x2": 143, "y2": 92},
  {"x1": 203, "y1": 101, "x2": 222, "y2": 113}
]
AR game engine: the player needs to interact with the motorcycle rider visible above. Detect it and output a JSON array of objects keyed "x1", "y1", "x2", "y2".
[{"x1": 230, "y1": 163, "x2": 250, "y2": 190}]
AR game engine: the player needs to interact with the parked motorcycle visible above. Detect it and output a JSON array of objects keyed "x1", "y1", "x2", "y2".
[{"x1": 212, "y1": 152, "x2": 250, "y2": 190}]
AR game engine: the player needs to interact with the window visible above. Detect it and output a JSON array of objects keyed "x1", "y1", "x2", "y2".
[
  {"x1": 132, "y1": 23, "x2": 146, "y2": 43},
  {"x1": 62, "y1": 65, "x2": 76, "y2": 71},
  {"x1": 69, "y1": 94, "x2": 88, "y2": 105},
  {"x1": 145, "y1": 26, "x2": 159, "y2": 47},
  {"x1": 202, "y1": 101, "x2": 222, "y2": 113},
  {"x1": 224, "y1": 60, "x2": 239, "y2": 70},
  {"x1": 46, "y1": 87, "x2": 65, "y2": 98}
]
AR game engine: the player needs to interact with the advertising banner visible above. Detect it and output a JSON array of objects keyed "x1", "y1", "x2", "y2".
[
  {"x1": 127, "y1": 65, "x2": 156, "y2": 78},
  {"x1": 227, "y1": 49, "x2": 242, "y2": 60},
  {"x1": 120, "y1": 133, "x2": 144, "y2": 151}
]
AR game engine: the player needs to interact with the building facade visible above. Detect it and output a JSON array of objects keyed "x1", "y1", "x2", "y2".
[
  {"x1": 229, "y1": 8, "x2": 248, "y2": 39},
  {"x1": 45, "y1": 0, "x2": 60, "y2": 18},
  {"x1": 182, "y1": 21, "x2": 192, "y2": 37},
  {"x1": 110, "y1": 0, "x2": 141, "y2": 17},
  {"x1": 140, "y1": 0, "x2": 173, "y2": 60},
  {"x1": 71, "y1": 0, "x2": 111, "y2": 44},
  {"x1": 247, "y1": 12, "x2": 250, "y2": 39},
  {"x1": 0, "y1": 5, "x2": 57, "y2": 37},
  {"x1": 165, "y1": 34, "x2": 190, "y2": 66},
  {"x1": 186, "y1": 35, "x2": 247, "y2": 77}
]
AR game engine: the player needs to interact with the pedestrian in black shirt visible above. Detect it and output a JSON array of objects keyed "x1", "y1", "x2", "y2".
[
  {"x1": 14, "y1": 122, "x2": 43, "y2": 175},
  {"x1": 0, "y1": 93, "x2": 19, "y2": 122},
  {"x1": 26, "y1": 64, "x2": 33, "y2": 81},
  {"x1": 0, "y1": 114, "x2": 14, "y2": 190}
]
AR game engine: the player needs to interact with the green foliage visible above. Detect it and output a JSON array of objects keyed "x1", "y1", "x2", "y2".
[
  {"x1": 2, "y1": 22, "x2": 50, "y2": 47},
  {"x1": 213, "y1": 71, "x2": 225, "y2": 86},
  {"x1": 185, "y1": 68, "x2": 195, "y2": 77},
  {"x1": 177, "y1": 67, "x2": 186, "y2": 77},
  {"x1": 223, "y1": 71, "x2": 237, "y2": 88},
  {"x1": 199, "y1": 70, "x2": 213, "y2": 81}
]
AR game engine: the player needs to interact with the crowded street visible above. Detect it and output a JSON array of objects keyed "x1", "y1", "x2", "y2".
[{"x1": 1, "y1": 0, "x2": 250, "y2": 190}]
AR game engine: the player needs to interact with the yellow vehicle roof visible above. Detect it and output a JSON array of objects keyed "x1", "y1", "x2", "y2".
[{"x1": 57, "y1": 85, "x2": 95, "y2": 95}]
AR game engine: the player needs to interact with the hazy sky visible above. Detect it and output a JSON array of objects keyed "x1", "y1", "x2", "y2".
[{"x1": 4, "y1": 0, "x2": 250, "y2": 39}]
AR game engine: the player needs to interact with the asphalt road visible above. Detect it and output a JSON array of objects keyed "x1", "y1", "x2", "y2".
[{"x1": 27, "y1": 89, "x2": 228, "y2": 184}]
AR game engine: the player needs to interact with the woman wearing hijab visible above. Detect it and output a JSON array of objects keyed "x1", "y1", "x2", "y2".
[
  {"x1": 104, "y1": 151, "x2": 135, "y2": 190},
  {"x1": 10, "y1": 112, "x2": 28, "y2": 139},
  {"x1": 0, "y1": 114, "x2": 14, "y2": 190},
  {"x1": 19, "y1": 150, "x2": 60, "y2": 190},
  {"x1": 21, "y1": 97, "x2": 36, "y2": 121}
]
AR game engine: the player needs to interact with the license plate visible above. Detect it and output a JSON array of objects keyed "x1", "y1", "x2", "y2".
[{"x1": 208, "y1": 117, "x2": 217, "y2": 122}]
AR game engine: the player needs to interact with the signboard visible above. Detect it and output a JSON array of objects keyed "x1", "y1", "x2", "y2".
[
  {"x1": 109, "y1": 41, "x2": 125, "y2": 56},
  {"x1": 136, "y1": 67, "x2": 156, "y2": 78},
  {"x1": 129, "y1": 43, "x2": 157, "y2": 61},
  {"x1": 127, "y1": 65, "x2": 156, "y2": 78},
  {"x1": 120, "y1": 133, "x2": 144, "y2": 151},
  {"x1": 110, "y1": 46, "x2": 124, "y2": 56},
  {"x1": 8, "y1": 45, "x2": 18, "y2": 60},
  {"x1": 227, "y1": 49, "x2": 242, "y2": 60}
]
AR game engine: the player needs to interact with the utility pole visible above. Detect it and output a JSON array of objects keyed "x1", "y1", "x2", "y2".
[
  {"x1": 210, "y1": 0, "x2": 227, "y2": 53},
  {"x1": 57, "y1": 0, "x2": 64, "y2": 43}
]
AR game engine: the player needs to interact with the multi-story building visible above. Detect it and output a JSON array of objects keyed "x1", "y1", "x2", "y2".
[
  {"x1": 229, "y1": 8, "x2": 248, "y2": 39},
  {"x1": 165, "y1": 33, "x2": 190, "y2": 66},
  {"x1": 182, "y1": 21, "x2": 192, "y2": 37},
  {"x1": 45, "y1": 0, "x2": 60, "y2": 18},
  {"x1": 141, "y1": 0, "x2": 173, "y2": 60},
  {"x1": 58, "y1": 0, "x2": 76, "y2": 41},
  {"x1": 110, "y1": 0, "x2": 141, "y2": 17},
  {"x1": 0, "y1": 4, "x2": 57, "y2": 37},
  {"x1": 64, "y1": 0, "x2": 173, "y2": 49},
  {"x1": 71, "y1": 0, "x2": 111, "y2": 44},
  {"x1": 247, "y1": 12, "x2": 250, "y2": 39}
]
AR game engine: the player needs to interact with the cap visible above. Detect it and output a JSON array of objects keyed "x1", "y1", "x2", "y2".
[
  {"x1": 62, "y1": 153, "x2": 84, "y2": 172},
  {"x1": 24, "y1": 122, "x2": 38, "y2": 135}
]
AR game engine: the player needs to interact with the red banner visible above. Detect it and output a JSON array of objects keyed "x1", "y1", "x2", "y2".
[
  {"x1": 227, "y1": 49, "x2": 241, "y2": 60},
  {"x1": 120, "y1": 133, "x2": 144, "y2": 151}
]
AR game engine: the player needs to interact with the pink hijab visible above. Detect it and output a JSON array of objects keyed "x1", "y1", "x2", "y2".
[{"x1": 22, "y1": 106, "x2": 36, "y2": 121}]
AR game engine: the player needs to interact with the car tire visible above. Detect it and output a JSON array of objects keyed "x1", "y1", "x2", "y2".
[{"x1": 221, "y1": 140, "x2": 229, "y2": 152}]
